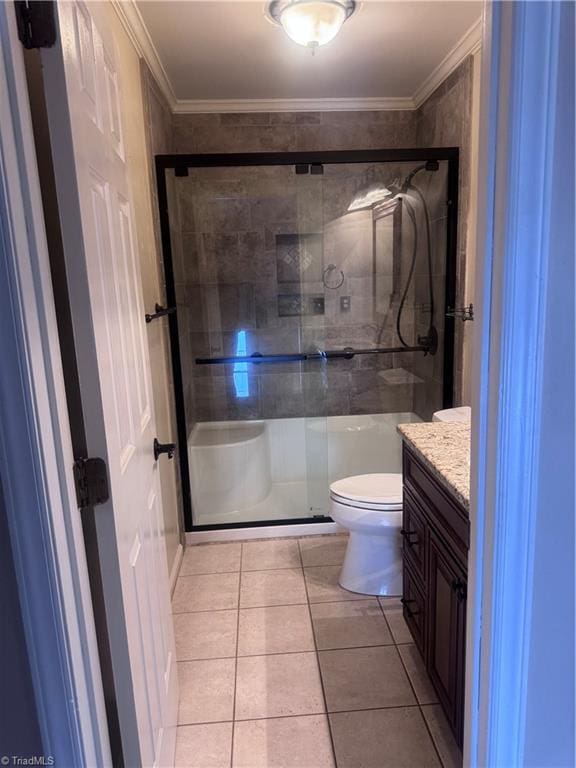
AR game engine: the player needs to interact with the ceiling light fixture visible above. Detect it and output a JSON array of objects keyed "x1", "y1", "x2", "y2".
[{"x1": 267, "y1": 0, "x2": 357, "y2": 53}]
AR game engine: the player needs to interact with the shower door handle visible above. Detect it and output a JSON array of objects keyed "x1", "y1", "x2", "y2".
[
  {"x1": 154, "y1": 438, "x2": 176, "y2": 461},
  {"x1": 145, "y1": 303, "x2": 176, "y2": 323},
  {"x1": 321, "y1": 347, "x2": 355, "y2": 360}
]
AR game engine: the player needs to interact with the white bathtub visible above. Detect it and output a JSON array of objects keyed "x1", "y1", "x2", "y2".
[{"x1": 188, "y1": 412, "x2": 421, "y2": 526}]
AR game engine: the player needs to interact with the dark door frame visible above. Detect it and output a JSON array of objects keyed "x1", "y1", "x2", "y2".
[{"x1": 154, "y1": 148, "x2": 459, "y2": 532}]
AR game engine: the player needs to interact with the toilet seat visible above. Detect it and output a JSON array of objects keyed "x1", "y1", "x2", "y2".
[{"x1": 330, "y1": 473, "x2": 403, "y2": 511}]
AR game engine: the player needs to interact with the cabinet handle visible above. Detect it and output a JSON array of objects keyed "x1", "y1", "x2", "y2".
[
  {"x1": 451, "y1": 578, "x2": 467, "y2": 603},
  {"x1": 400, "y1": 528, "x2": 418, "y2": 546},
  {"x1": 401, "y1": 597, "x2": 420, "y2": 618}
]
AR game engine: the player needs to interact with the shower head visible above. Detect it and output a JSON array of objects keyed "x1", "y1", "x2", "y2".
[{"x1": 347, "y1": 182, "x2": 395, "y2": 212}]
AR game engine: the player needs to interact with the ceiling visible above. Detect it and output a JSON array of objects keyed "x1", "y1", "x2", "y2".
[{"x1": 135, "y1": 0, "x2": 482, "y2": 109}]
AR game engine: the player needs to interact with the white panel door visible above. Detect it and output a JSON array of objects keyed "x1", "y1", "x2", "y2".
[{"x1": 41, "y1": 2, "x2": 177, "y2": 765}]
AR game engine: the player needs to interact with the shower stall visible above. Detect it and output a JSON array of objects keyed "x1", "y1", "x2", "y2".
[{"x1": 156, "y1": 149, "x2": 458, "y2": 531}]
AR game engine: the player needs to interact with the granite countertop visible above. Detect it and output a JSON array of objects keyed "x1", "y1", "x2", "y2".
[{"x1": 397, "y1": 422, "x2": 471, "y2": 510}]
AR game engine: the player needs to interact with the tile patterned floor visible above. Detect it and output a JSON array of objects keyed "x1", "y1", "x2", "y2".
[{"x1": 172, "y1": 534, "x2": 462, "y2": 768}]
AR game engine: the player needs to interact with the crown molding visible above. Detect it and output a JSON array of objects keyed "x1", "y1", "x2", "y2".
[
  {"x1": 412, "y1": 18, "x2": 482, "y2": 108},
  {"x1": 114, "y1": 1, "x2": 481, "y2": 115},
  {"x1": 111, "y1": 0, "x2": 177, "y2": 110},
  {"x1": 172, "y1": 96, "x2": 416, "y2": 114}
]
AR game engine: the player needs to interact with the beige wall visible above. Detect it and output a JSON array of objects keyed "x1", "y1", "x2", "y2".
[
  {"x1": 107, "y1": 4, "x2": 182, "y2": 574},
  {"x1": 172, "y1": 110, "x2": 418, "y2": 153}
]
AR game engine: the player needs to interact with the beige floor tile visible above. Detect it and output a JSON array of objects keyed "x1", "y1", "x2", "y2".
[
  {"x1": 398, "y1": 644, "x2": 438, "y2": 705},
  {"x1": 241, "y1": 539, "x2": 301, "y2": 570},
  {"x1": 237, "y1": 605, "x2": 314, "y2": 656},
  {"x1": 178, "y1": 659, "x2": 235, "y2": 724},
  {"x1": 379, "y1": 596, "x2": 414, "y2": 643},
  {"x1": 311, "y1": 599, "x2": 393, "y2": 650},
  {"x1": 233, "y1": 715, "x2": 335, "y2": 768},
  {"x1": 299, "y1": 535, "x2": 348, "y2": 567},
  {"x1": 330, "y1": 707, "x2": 442, "y2": 768},
  {"x1": 318, "y1": 646, "x2": 416, "y2": 712},
  {"x1": 173, "y1": 573, "x2": 240, "y2": 613},
  {"x1": 174, "y1": 610, "x2": 238, "y2": 660},
  {"x1": 181, "y1": 542, "x2": 242, "y2": 575},
  {"x1": 174, "y1": 722, "x2": 233, "y2": 768},
  {"x1": 240, "y1": 568, "x2": 307, "y2": 608},
  {"x1": 235, "y1": 652, "x2": 325, "y2": 720},
  {"x1": 422, "y1": 704, "x2": 462, "y2": 768},
  {"x1": 304, "y1": 566, "x2": 368, "y2": 603}
]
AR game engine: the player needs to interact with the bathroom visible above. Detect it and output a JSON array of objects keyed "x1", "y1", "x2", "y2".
[
  {"x1": 142, "y1": 1, "x2": 480, "y2": 763},
  {"x1": 16, "y1": 0, "x2": 478, "y2": 765},
  {"x1": 3, "y1": 0, "x2": 573, "y2": 765}
]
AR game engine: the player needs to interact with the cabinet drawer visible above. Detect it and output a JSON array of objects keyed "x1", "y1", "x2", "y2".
[
  {"x1": 402, "y1": 490, "x2": 427, "y2": 584},
  {"x1": 403, "y1": 447, "x2": 470, "y2": 560},
  {"x1": 402, "y1": 563, "x2": 426, "y2": 656}
]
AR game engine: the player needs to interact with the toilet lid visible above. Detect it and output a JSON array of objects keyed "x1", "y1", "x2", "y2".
[{"x1": 330, "y1": 473, "x2": 403, "y2": 509}]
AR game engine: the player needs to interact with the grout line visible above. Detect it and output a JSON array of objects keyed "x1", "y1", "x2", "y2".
[
  {"x1": 298, "y1": 539, "x2": 339, "y2": 768},
  {"x1": 229, "y1": 543, "x2": 243, "y2": 768}
]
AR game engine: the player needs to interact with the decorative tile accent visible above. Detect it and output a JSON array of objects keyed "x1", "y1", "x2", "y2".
[{"x1": 275, "y1": 233, "x2": 323, "y2": 283}]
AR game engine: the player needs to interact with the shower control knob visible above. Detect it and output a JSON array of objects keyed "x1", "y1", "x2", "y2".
[{"x1": 154, "y1": 438, "x2": 176, "y2": 462}]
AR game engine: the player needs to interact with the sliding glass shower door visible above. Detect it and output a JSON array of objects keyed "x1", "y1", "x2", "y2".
[{"x1": 159, "y1": 151, "x2": 457, "y2": 530}]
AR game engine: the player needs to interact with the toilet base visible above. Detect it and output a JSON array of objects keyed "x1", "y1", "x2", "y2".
[{"x1": 339, "y1": 529, "x2": 403, "y2": 596}]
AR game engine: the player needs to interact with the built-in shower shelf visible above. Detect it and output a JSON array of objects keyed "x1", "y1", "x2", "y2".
[{"x1": 378, "y1": 368, "x2": 425, "y2": 386}]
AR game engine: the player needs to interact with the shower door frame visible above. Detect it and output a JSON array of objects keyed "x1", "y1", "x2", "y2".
[{"x1": 155, "y1": 148, "x2": 459, "y2": 532}]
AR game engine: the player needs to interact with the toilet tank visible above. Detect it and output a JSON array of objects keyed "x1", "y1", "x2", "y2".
[{"x1": 432, "y1": 406, "x2": 472, "y2": 423}]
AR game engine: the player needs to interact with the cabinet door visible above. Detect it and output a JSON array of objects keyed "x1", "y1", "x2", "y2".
[{"x1": 427, "y1": 532, "x2": 467, "y2": 745}]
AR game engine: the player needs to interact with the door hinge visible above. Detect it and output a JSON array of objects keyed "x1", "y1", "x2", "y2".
[
  {"x1": 15, "y1": 0, "x2": 56, "y2": 50},
  {"x1": 73, "y1": 458, "x2": 110, "y2": 509}
]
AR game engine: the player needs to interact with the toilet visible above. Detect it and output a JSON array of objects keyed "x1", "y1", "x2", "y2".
[
  {"x1": 331, "y1": 407, "x2": 472, "y2": 596},
  {"x1": 330, "y1": 473, "x2": 404, "y2": 596}
]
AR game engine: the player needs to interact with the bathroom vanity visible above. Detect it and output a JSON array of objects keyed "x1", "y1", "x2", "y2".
[{"x1": 397, "y1": 422, "x2": 471, "y2": 749}]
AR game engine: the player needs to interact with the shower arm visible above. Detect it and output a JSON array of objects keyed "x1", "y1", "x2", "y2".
[{"x1": 195, "y1": 340, "x2": 435, "y2": 366}]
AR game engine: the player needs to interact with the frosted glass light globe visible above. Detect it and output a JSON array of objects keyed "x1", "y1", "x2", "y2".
[{"x1": 280, "y1": 1, "x2": 348, "y2": 49}]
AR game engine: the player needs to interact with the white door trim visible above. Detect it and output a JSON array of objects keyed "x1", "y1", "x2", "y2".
[
  {"x1": 0, "y1": 6, "x2": 110, "y2": 765},
  {"x1": 465, "y1": 1, "x2": 570, "y2": 765}
]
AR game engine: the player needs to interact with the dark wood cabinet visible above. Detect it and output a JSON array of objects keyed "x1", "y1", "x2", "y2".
[{"x1": 401, "y1": 445, "x2": 469, "y2": 749}]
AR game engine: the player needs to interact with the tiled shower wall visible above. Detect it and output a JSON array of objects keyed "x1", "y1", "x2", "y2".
[
  {"x1": 147, "y1": 57, "x2": 474, "y2": 440},
  {"x1": 170, "y1": 160, "x2": 439, "y2": 433}
]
